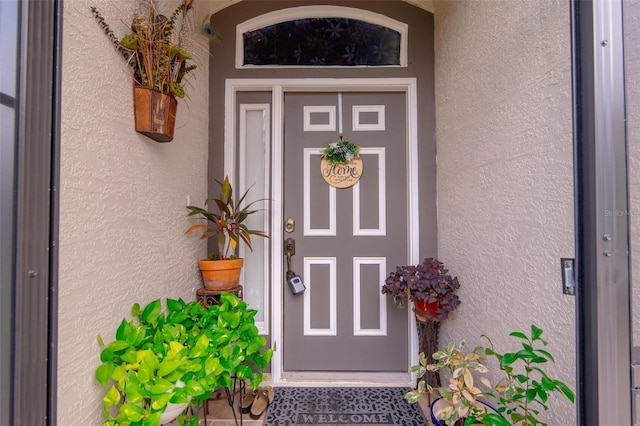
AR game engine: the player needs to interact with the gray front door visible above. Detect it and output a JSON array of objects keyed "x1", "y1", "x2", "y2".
[{"x1": 283, "y1": 92, "x2": 409, "y2": 372}]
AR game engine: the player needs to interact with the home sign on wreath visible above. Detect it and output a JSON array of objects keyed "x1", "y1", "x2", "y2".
[{"x1": 320, "y1": 137, "x2": 363, "y2": 188}]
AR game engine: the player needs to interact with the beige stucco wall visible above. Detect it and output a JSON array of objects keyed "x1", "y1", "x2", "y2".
[
  {"x1": 57, "y1": 1, "x2": 210, "y2": 424},
  {"x1": 434, "y1": 0, "x2": 576, "y2": 424}
]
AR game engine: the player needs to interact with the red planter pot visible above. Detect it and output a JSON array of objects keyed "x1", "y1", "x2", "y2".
[{"x1": 414, "y1": 299, "x2": 439, "y2": 316}]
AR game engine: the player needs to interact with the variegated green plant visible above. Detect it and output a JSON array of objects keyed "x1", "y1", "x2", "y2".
[
  {"x1": 96, "y1": 293, "x2": 274, "y2": 426},
  {"x1": 406, "y1": 340, "x2": 501, "y2": 426},
  {"x1": 186, "y1": 176, "x2": 269, "y2": 259},
  {"x1": 406, "y1": 326, "x2": 575, "y2": 426}
]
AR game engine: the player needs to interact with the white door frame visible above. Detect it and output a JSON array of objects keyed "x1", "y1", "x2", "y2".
[{"x1": 224, "y1": 78, "x2": 420, "y2": 384}]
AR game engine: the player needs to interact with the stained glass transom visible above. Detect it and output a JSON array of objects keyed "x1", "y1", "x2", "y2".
[{"x1": 242, "y1": 18, "x2": 402, "y2": 66}]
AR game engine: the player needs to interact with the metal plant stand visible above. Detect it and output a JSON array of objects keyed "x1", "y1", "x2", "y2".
[
  {"x1": 196, "y1": 285, "x2": 243, "y2": 307},
  {"x1": 197, "y1": 285, "x2": 245, "y2": 426},
  {"x1": 415, "y1": 315, "x2": 441, "y2": 389}
]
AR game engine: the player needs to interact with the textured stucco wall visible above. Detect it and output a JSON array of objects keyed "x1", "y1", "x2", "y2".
[
  {"x1": 434, "y1": 0, "x2": 576, "y2": 423},
  {"x1": 626, "y1": 0, "x2": 640, "y2": 347},
  {"x1": 58, "y1": 1, "x2": 209, "y2": 424}
]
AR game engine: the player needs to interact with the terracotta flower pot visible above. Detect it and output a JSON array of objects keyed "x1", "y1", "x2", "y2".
[
  {"x1": 199, "y1": 258, "x2": 244, "y2": 290},
  {"x1": 414, "y1": 299, "x2": 439, "y2": 316}
]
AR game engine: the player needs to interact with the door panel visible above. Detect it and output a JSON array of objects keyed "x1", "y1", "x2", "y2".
[{"x1": 283, "y1": 92, "x2": 408, "y2": 372}]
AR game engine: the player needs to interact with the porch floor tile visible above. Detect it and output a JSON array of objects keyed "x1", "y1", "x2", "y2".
[{"x1": 205, "y1": 396, "x2": 264, "y2": 425}]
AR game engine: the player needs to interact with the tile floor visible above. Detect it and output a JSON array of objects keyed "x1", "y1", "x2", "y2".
[
  {"x1": 205, "y1": 395, "x2": 264, "y2": 426},
  {"x1": 203, "y1": 387, "x2": 433, "y2": 426}
]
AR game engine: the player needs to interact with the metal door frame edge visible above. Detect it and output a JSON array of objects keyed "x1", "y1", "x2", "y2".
[{"x1": 572, "y1": 0, "x2": 632, "y2": 424}]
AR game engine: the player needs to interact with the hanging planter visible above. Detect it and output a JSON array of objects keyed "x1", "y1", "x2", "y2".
[
  {"x1": 133, "y1": 86, "x2": 178, "y2": 143},
  {"x1": 91, "y1": 0, "x2": 198, "y2": 143}
]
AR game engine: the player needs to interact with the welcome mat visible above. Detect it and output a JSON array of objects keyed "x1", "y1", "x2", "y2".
[{"x1": 262, "y1": 387, "x2": 428, "y2": 426}]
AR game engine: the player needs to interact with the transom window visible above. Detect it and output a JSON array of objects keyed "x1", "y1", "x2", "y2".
[{"x1": 236, "y1": 6, "x2": 408, "y2": 68}]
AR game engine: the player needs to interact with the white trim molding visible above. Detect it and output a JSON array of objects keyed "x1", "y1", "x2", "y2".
[
  {"x1": 304, "y1": 105, "x2": 336, "y2": 132},
  {"x1": 353, "y1": 257, "x2": 387, "y2": 336},
  {"x1": 236, "y1": 6, "x2": 408, "y2": 68},
  {"x1": 353, "y1": 147, "x2": 386, "y2": 236},
  {"x1": 303, "y1": 257, "x2": 337, "y2": 336},
  {"x1": 353, "y1": 105, "x2": 386, "y2": 131},
  {"x1": 304, "y1": 148, "x2": 337, "y2": 236},
  {"x1": 269, "y1": 86, "x2": 284, "y2": 382}
]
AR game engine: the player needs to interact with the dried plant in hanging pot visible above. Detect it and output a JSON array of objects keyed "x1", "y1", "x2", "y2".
[{"x1": 91, "y1": 0, "x2": 198, "y2": 142}]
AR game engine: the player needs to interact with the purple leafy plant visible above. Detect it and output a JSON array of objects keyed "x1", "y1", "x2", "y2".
[{"x1": 381, "y1": 258, "x2": 461, "y2": 320}]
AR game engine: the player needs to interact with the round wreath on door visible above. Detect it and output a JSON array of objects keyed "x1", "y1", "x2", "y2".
[{"x1": 320, "y1": 137, "x2": 363, "y2": 188}]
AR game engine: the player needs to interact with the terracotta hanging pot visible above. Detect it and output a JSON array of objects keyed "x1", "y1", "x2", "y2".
[
  {"x1": 414, "y1": 299, "x2": 439, "y2": 316},
  {"x1": 133, "y1": 85, "x2": 177, "y2": 142},
  {"x1": 198, "y1": 258, "x2": 244, "y2": 290}
]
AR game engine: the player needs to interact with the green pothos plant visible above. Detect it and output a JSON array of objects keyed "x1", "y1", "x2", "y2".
[{"x1": 96, "y1": 293, "x2": 274, "y2": 426}]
